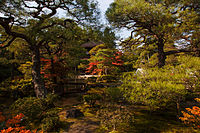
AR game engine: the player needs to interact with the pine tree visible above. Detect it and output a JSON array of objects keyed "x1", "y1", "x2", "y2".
[{"x1": 106, "y1": 0, "x2": 200, "y2": 67}]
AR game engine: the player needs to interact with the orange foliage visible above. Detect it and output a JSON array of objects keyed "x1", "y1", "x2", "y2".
[
  {"x1": 6, "y1": 113, "x2": 24, "y2": 128},
  {"x1": 0, "y1": 112, "x2": 42, "y2": 133},
  {"x1": 179, "y1": 98, "x2": 200, "y2": 128}
]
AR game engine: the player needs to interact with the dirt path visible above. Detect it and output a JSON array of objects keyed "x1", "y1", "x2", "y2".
[
  {"x1": 66, "y1": 117, "x2": 99, "y2": 133},
  {"x1": 56, "y1": 94, "x2": 100, "y2": 133}
]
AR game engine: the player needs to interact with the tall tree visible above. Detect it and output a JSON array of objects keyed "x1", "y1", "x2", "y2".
[
  {"x1": 0, "y1": 0, "x2": 100, "y2": 98},
  {"x1": 106, "y1": 0, "x2": 200, "y2": 67}
]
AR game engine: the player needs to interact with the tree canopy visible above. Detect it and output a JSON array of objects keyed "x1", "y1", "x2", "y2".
[
  {"x1": 0, "y1": 0, "x2": 100, "y2": 98},
  {"x1": 106, "y1": 0, "x2": 200, "y2": 67}
]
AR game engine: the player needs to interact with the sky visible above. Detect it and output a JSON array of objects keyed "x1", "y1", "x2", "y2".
[
  {"x1": 97, "y1": 0, "x2": 131, "y2": 40},
  {"x1": 98, "y1": 0, "x2": 114, "y2": 14}
]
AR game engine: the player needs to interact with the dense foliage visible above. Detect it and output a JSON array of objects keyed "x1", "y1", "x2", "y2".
[
  {"x1": 0, "y1": 112, "x2": 43, "y2": 133},
  {"x1": 0, "y1": 0, "x2": 199, "y2": 132},
  {"x1": 106, "y1": 0, "x2": 200, "y2": 67},
  {"x1": 121, "y1": 55, "x2": 200, "y2": 110}
]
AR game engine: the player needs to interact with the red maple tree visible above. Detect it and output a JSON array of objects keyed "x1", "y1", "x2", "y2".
[{"x1": 86, "y1": 50, "x2": 124, "y2": 75}]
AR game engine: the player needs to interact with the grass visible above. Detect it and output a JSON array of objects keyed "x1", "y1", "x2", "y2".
[
  {"x1": 55, "y1": 92, "x2": 200, "y2": 133},
  {"x1": 127, "y1": 105, "x2": 199, "y2": 133},
  {"x1": 1, "y1": 92, "x2": 199, "y2": 133}
]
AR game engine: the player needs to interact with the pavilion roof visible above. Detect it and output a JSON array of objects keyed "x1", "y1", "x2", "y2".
[{"x1": 81, "y1": 41, "x2": 103, "y2": 48}]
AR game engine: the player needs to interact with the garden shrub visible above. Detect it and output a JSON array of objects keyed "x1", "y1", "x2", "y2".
[
  {"x1": 121, "y1": 68, "x2": 188, "y2": 110},
  {"x1": 18, "y1": 61, "x2": 32, "y2": 80},
  {"x1": 179, "y1": 98, "x2": 200, "y2": 129},
  {"x1": 97, "y1": 75, "x2": 117, "y2": 83},
  {"x1": 83, "y1": 87, "x2": 105, "y2": 107},
  {"x1": 9, "y1": 95, "x2": 60, "y2": 131},
  {"x1": 105, "y1": 87, "x2": 123, "y2": 102},
  {"x1": 83, "y1": 87, "x2": 124, "y2": 106},
  {"x1": 40, "y1": 108, "x2": 60, "y2": 132},
  {"x1": 9, "y1": 97, "x2": 46, "y2": 123},
  {"x1": 120, "y1": 56, "x2": 200, "y2": 110},
  {"x1": 10, "y1": 79, "x2": 34, "y2": 98},
  {"x1": 45, "y1": 94, "x2": 59, "y2": 108},
  {"x1": 0, "y1": 112, "x2": 42, "y2": 133},
  {"x1": 83, "y1": 94, "x2": 102, "y2": 107},
  {"x1": 0, "y1": 61, "x2": 34, "y2": 99},
  {"x1": 0, "y1": 78, "x2": 34, "y2": 99},
  {"x1": 96, "y1": 104, "x2": 134, "y2": 132}
]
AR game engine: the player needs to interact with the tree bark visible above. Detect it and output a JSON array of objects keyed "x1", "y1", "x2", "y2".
[
  {"x1": 32, "y1": 46, "x2": 47, "y2": 98},
  {"x1": 157, "y1": 38, "x2": 166, "y2": 68}
]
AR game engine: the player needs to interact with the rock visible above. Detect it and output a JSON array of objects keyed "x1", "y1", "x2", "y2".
[{"x1": 66, "y1": 108, "x2": 84, "y2": 118}]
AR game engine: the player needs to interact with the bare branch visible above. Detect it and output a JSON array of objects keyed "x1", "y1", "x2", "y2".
[
  {"x1": 0, "y1": 35, "x2": 10, "y2": 44},
  {"x1": 0, "y1": 17, "x2": 31, "y2": 43},
  {"x1": 165, "y1": 49, "x2": 200, "y2": 55}
]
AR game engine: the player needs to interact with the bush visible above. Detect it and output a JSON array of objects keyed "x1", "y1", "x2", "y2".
[
  {"x1": 0, "y1": 112, "x2": 42, "y2": 133},
  {"x1": 96, "y1": 104, "x2": 134, "y2": 132},
  {"x1": 9, "y1": 97, "x2": 46, "y2": 122},
  {"x1": 97, "y1": 75, "x2": 118, "y2": 83},
  {"x1": 83, "y1": 87, "x2": 124, "y2": 106},
  {"x1": 105, "y1": 87, "x2": 123, "y2": 102},
  {"x1": 0, "y1": 78, "x2": 34, "y2": 99},
  {"x1": 9, "y1": 95, "x2": 60, "y2": 131},
  {"x1": 179, "y1": 98, "x2": 200, "y2": 129},
  {"x1": 45, "y1": 94, "x2": 59, "y2": 108},
  {"x1": 121, "y1": 67, "x2": 188, "y2": 110},
  {"x1": 83, "y1": 94, "x2": 102, "y2": 107},
  {"x1": 120, "y1": 54, "x2": 200, "y2": 109},
  {"x1": 11, "y1": 79, "x2": 34, "y2": 98},
  {"x1": 40, "y1": 108, "x2": 60, "y2": 132},
  {"x1": 83, "y1": 88, "x2": 105, "y2": 107}
]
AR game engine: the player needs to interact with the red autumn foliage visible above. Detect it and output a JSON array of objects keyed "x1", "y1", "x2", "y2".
[
  {"x1": 40, "y1": 56, "x2": 68, "y2": 79},
  {"x1": 86, "y1": 51, "x2": 124, "y2": 75},
  {"x1": 0, "y1": 112, "x2": 43, "y2": 133},
  {"x1": 40, "y1": 58, "x2": 57, "y2": 79},
  {"x1": 6, "y1": 113, "x2": 24, "y2": 128}
]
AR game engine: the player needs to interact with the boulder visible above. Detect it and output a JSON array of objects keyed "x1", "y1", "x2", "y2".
[{"x1": 66, "y1": 108, "x2": 84, "y2": 118}]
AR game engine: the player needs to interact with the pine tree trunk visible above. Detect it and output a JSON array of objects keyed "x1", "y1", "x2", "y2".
[
  {"x1": 157, "y1": 39, "x2": 166, "y2": 68},
  {"x1": 32, "y1": 46, "x2": 47, "y2": 98}
]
